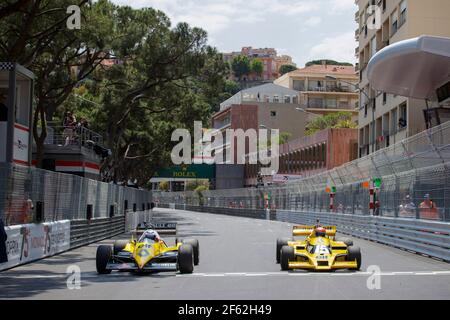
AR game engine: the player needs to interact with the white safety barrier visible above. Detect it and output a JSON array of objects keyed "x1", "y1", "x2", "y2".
[{"x1": 1, "y1": 220, "x2": 70, "y2": 271}]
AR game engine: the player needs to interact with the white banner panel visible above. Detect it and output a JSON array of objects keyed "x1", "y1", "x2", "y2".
[
  {"x1": 0, "y1": 220, "x2": 71, "y2": 271},
  {"x1": 13, "y1": 124, "x2": 30, "y2": 165}
]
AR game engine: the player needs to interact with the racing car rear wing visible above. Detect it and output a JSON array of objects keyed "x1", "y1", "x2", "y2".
[
  {"x1": 292, "y1": 225, "x2": 336, "y2": 237},
  {"x1": 133, "y1": 222, "x2": 177, "y2": 237}
]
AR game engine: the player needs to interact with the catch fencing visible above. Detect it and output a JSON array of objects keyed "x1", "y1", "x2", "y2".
[
  {"x1": 155, "y1": 121, "x2": 450, "y2": 223},
  {"x1": 0, "y1": 163, "x2": 153, "y2": 226},
  {"x1": 0, "y1": 163, "x2": 153, "y2": 271}
]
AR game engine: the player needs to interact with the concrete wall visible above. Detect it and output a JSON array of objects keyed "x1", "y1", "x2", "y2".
[{"x1": 256, "y1": 102, "x2": 308, "y2": 140}]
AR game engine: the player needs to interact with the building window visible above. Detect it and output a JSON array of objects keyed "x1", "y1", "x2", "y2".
[
  {"x1": 382, "y1": 92, "x2": 387, "y2": 105},
  {"x1": 325, "y1": 99, "x2": 337, "y2": 109},
  {"x1": 273, "y1": 95, "x2": 279, "y2": 103},
  {"x1": 391, "y1": 9, "x2": 398, "y2": 36},
  {"x1": 309, "y1": 98, "x2": 324, "y2": 109},
  {"x1": 270, "y1": 111, "x2": 277, "y2": 117},
  {"x1": 399, "y1": 102, "x2": 407, "y2": 130},
  {"x1": 399, "y1": 0, "x2": 407, "y2": 27},
  {"x1": 391, "y1": 109, "x2": 398, "y2": 134},
  {"x1": 293, "y1": 80, "x2": 305, "y2": 91},
  {"x1": 284, "y1": 95, "x2": 291, "y2": 103}
]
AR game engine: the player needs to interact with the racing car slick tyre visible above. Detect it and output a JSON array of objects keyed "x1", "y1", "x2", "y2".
[
  {"x1": 113, "y1": 240, "x2": 129, "y2": 255},
  {"x1": 178, "y1": 244, "x2": 194, "y2": 274},
  {"x1": 179, "y1": 238, "x2": 199, "y2": 265},
  {"x1": 280, "y1": 245, "x2": 295, "y2": 271},
  {"x1": 96, "y1": 245, "x2": 112, "y2": 274},
  {"x1": 347, "y1": 246, "x2": 362, "y2": 270},
  {"x1": 276, "y1": 238, "x2": 293, "y2": 264},
  {"x1": 335, "y1": 237, "x2": 353, "y2": 247}
]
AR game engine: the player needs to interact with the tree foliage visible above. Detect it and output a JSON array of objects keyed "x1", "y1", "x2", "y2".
[
  {"x1": 305, "y1": 112, "x2": 357, "y2": 136},
  {"x1": 279, "y1": 64, "x2": 297, "y2": 75},
  {"x1": 0, "y1": 1, "x2": 228, "y2": 186},
  {"x1": 250, "y1": 58, "x2": 263, "y2": 77},
  {"x1": 305, "y1": 59, "x2": 353, "y2": 67},
  {"x1": 231, "y1": 55, "x2": 251, "y2": 80}
]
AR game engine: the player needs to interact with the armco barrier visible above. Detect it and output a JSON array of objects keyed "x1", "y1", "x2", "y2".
[
  {"x1": 70, "y1": 216, "x2": 125, "y2": 248},
  {"x1": 167, "y1": 204, "x2": 450, "y2": 262},
  {"x1": 177, "y1": 204, "x2": 277, "y2": 220},
  {"x1": 69, "y1": 209, "x2": 152, "y2": 248}
]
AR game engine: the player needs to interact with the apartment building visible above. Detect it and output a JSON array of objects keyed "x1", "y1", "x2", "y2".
[
  {"x1": 212, "y1": 83, "x2": 309, "y2": 164},
  {"x1": 223, "y1": 47, "x2": 296, "y2": 83},
  {"x1": 274, "y1": 63, "x2": 359, "y2": 117},
  {"x1": 356, "y1": 0, "x2": 450, "y2": 157}
]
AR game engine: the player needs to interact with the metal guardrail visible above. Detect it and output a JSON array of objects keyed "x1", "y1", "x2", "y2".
[
  {"x1": 70, "y1": 216, "x2": 125, "y2": 248},
  {"x1": 179, "y1": 204, "x2": 276, "y2": 220}
]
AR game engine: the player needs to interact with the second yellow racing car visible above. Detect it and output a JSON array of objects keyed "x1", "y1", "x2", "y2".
[{"x1": 276, "y1": 224, "x2": 361, "y2": 271}]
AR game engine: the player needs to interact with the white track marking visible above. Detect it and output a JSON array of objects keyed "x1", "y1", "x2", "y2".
[{"x1": 3, "y1": 270, "x2": 450, "y2": 280}]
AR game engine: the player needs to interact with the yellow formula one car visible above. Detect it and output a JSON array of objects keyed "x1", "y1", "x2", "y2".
[
  {"x1": 96, "y1": 232, "x2": 199, "y2": 274},
  {"x1": 276, "y1": 225, "x2": 361, "y2": 271}
]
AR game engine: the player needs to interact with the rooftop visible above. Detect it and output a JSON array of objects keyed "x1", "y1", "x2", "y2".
[
  {"x1": 218, "y1": 83, "x2": 300, "y2": 111},
  {"x1": 285, "y1": 64, "x2": 357, "y2": 77}
]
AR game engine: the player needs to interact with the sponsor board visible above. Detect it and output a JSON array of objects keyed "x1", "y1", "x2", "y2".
[
  {"x1": 13, "y1": 124, "x2": 30, "y2": 166},
  {"x1": 0, "y1": 220, "x2": 70, "y2": 271}
]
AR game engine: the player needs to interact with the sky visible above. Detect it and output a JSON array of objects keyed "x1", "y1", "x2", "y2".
[{"x1": 111, "y1": 0, "x2": 358, "y2": 67}]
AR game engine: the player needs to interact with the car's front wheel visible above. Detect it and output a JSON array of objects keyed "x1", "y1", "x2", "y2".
[
  {"x1": 179, "y1": 238, "x2": 199, "y2": 265},
  {"x1": 96, "y1": 245, "x2": 112, "y2": 274},
  {"x1": 280, "y1": 245, "x2": 295, "y2": 271},
  {"x1": 347, "y1": 246, "x2": 362, "y2": 270},
  {"x1": 276, "y1": 238, "x2": 292, "y2": 264},
  {"x1": 178, "y1": 244, "x2": 194, "y2": 274}
]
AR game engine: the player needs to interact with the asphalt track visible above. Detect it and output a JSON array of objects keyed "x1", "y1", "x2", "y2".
[{"x1": 0, "y1": 208, "x2": 449, "y2": 300}]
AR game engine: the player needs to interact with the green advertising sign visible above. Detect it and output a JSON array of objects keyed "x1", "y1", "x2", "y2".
[
  {"x1": 154, "y1": 164, "x2": 215, "y2": 180},
  {"x1": 373, "y1": 178, "x2": 382, "y2": 188}
]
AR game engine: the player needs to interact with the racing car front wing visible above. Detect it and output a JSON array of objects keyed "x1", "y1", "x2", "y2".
[{"x1": 106, "y1": 262, "x2": 178, "y2": 271}]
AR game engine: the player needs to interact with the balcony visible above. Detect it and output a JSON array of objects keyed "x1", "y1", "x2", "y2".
[
  {"x1": 355, "y1": 29, "x2": 360, "y2": 41},
  {"x1": 39, "y1": 122, "x2": 107, "y2": 157}
]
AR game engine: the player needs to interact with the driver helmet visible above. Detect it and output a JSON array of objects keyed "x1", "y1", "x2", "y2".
[
  {"x1": 315, "y1": 227, "x2": 327, "y2": 237},
  {"x1": 142, "y1": 229, "x2": 160, "y2": 242}
]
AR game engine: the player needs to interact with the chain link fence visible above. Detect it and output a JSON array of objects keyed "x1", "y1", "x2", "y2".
[
  {"x1": 155, "y1": 121, "x2": 450, "y2": 222},
  {"x1": 0, "y1": 163, "x2": 153, "y2": 226}
]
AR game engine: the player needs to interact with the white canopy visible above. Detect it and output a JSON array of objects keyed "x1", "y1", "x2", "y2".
[{"x1": 367, "y1": 35, "x2": 450, "y2": 99}]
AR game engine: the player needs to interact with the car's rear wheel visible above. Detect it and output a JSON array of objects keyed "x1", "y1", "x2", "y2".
[
  {"x1": 179, "y1": 238, "x2": 199, "y2": 265},
  {"x1": 113, "y1": 240, "x2": 129, "y2": 255},
  {"x1": 347, "y1": 246, "x2": 362, "y2": 270},
  {"x1": 276, "y1": 238, "x2": 292, "y2": 263},
  {"x1": 96, "y1": 245, "x2": 112, "y2": 274},
  {"x1": 280, "y1": 245, "x2": 295, "y2": 271},
  {"x1": 178, "y1": 244, "x2": 194, "y2": 274},
  {"x1": 335, "y1": 237, "x2": 353, "y2": 247}
]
